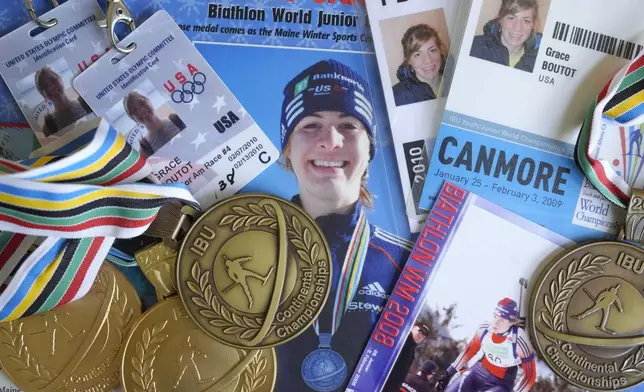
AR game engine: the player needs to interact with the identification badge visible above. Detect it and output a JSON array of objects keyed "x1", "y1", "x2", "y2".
[
  {"x1": 73, "y1": 10, "x2": 279, "y2": 207},
  {"x1": 0, "y1": 0, "x2": 110, "y2": 145}
]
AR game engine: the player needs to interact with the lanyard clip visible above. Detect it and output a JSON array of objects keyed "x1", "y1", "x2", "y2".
[
  {"x1": 97, "y1": 0, "x2": 137, "y2": 54},
  {"x1": 24, "y1": 0, "x2": 60, "y2": 29}
]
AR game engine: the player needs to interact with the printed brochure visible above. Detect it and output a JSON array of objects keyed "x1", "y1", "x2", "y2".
[
  {"x1": 348, "y1": 182, "x2": 593, "y2": 392},
  {"x1": 418, "y1": 0, "x2": 644, "y2": 242}
]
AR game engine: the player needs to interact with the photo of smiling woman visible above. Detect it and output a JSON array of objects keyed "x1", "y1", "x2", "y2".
[
  {"x1": 470, "y1": 0, "x2": 545, "y2": 73},
  {"x1": 393, "y1": 24, "x2": 447, "y2": 106},
  {"x1": 276, "y1": 59, "x2": 414, "y2": 391},
  {"x1": 35, "y1": 66, "x2": 92, "y2": 137},
  {"x1": 123, "y1": 91, "x2": 186, "y2": 157}
]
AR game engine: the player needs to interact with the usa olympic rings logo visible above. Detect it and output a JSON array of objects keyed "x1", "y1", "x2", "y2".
[{"x1": 171, "y1": 72, "x2": 207, "y2": 104}]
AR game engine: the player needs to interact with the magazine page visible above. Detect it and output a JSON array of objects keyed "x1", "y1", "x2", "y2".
[
  {"x1": 361, "y1": 0, "x2": 463, "y2": 233},
  {"x1": 0, "y1": 4, "x2": 31, "y2": 125},
  {"x1": 158, "y1": 2, "x2": 415, "y2": 390},
  {"x1": 417, "y1": 0, "x2": 644, "y2": 242},
  {"x1": 348, "y1": 181, "x2": 586, "y2": 392},
  {"x1": 107, "y1": 2, "x2": 408, "y2": 391},
  {"x1": 0, "y1": 2, "x2": 412, "y2": 391}
]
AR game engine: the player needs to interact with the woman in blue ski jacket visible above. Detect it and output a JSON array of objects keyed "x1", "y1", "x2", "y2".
[
  {"x1": 276, "y1": 58, "x2": 414, "y2": 392},
  {"x1": 393, "y1": 24, "x2": 447, "y2": 106}
]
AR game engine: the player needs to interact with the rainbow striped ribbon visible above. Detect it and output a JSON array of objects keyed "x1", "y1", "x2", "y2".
[
  {"x1": 314, "y1": 209, "x2": 369, "y2": 336},
  {"x1": 0, "y1": 120, "x2": 198, "y2": 322},
  {"x1": 575, "y1": 52, "x2": 644, "y2": 208}
]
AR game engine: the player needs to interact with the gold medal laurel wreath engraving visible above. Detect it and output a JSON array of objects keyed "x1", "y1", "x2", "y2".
[
  {"x1": 186, "y1": 200, "x2": 322, "y2": 343},
  {"x1": 536, "y1": 252, "x2": 644, "y2": 377},
  {"x1": 122, "y1": 297, "x2": 276, "y2": 392},
  {"x1": 530, "y1": 242, "x2": 644, "y2": 390},
  {"x1": 114, "y1": 274, "x2": 136, "y2": 340},
  {"x1": 240, "y1": 349, "x2": 268, "y2": 392},
  {"x1": 622, "y1": 347, "x2": 644, "y2": 376},
  {"x1": 0, "y1": 269, "x2": 111, "y2": 389},
  {"x1": 538, "y1": 252, "x2": 610, "y2": 346},
  {"x1": 128, "y1": 323, "x2": 270, "y2": 392},
  {"x1": 55, "y1": 266, "x2": 140, "y2": 392},
  {"x1": 0, "y1": 265, "x2": 141, "y2": 392},
  {"x1": 131, "y1": 321, "x2": 168, "y2": 392},
  {"x1": 1, "y1": 322, "x2": 54, "y2": 384},
  {"x1": 0, "y1": 264, "x2": 141, "y2": 392}
]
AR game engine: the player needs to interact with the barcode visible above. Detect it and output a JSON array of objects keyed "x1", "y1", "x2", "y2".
[{"x1": 552, "y1": 21, "x2": 643, "y2": 60}]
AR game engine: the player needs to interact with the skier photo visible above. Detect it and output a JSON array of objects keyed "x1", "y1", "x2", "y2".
[{"x1": 438, "y1": 298, "x2": 536, "y2": 392}]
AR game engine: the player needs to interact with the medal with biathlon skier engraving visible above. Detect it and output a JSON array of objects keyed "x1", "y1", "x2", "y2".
[
  {"x1": 0, "y1": 262, "x2": 140, "y2": 392},
  {"x1": 528, "y1": 236, "x2": 644, "y2": 391},
  {"x1": 121, "y1": 296, "x2": 277, "y2": 392},
  {"x1": 528, "y1": 51, "x2": 644, "y2": 391},
  {"x1": 174, "y1": 193, "x2": 332, "y2": 349},
  {"x1": 84, "y1": 0, "x2": 331, "y2": 352}
]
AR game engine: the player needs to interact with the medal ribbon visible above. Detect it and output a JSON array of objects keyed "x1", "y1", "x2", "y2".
[
  {"x1": 575, "y1": 52, "x2": 644, "y2": 208},
  {"x1": 0, "y1": 120, "x2": 197, "y2": 322},
  {"x1": 315, "y1": 209, "x2": 370, "y2": 337}
]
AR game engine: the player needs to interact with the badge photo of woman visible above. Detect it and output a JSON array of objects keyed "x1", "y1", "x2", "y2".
[
  {"x1": 35, "y1": 66, "x2": 92, "y2": 137},
  {"x1": 470, "y1": 0, "x2": 542, "y2": 73},
  {"x1": 277, "y1": 59, "x2": 414, "y2": 391},
  {"x1": 393, "y1": 24, "x2": 447, "y2": 107},
  {"x1": 123, "y1": 91, "x2": 186, "y2": 157}
]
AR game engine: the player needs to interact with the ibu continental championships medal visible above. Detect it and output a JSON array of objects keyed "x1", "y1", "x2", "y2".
[
  {"x1": 528, "y1": 52, "x2": 644, "y2": 390},
  {"x1": 528, "y1": 227, "x2": 644, "y2": 391},
  {"x1": 121, "y1": 296, "x2": 276, "y2": 392},
  {"x1": 176, "y1": 194, "x2": 332, "y2": 348},
  {"x1": 0, "y1": 262, "x2": 141, "y2": 392},
  {"x1": 301, "y1": 209, "x2": 370, "y2": 392}
]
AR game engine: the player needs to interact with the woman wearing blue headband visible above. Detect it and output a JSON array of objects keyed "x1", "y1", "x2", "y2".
[{"x1": 276, "y1": 59, "x2": 413, "y2": 392}]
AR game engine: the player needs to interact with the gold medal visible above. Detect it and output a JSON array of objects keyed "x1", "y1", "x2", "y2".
[
  {"x1": 176, "y1": 194, "x2": 332, "y2": 348},
  {"x1": 528, "y1": 192, "x2": 644, "y2": 391},
  {"x1": 121, "y1": 296, "x2": 276, "y2": 392},
  {"x1": 0, "y1": 262, "x2": 141, "y2": 392}
]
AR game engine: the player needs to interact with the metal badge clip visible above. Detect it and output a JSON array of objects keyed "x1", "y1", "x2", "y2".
[
  {"x1": 24, "y1": 0, "x2": 59, "y2": 29},
  {"x1": 97, "y1": 0, "x2": 137, "y2": 54}
]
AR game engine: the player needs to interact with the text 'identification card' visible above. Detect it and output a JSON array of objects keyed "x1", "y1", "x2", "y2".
[
  {"x1": 0, "y1": 0, "x2": 110, "y2": 145},
  {"x1": 73, "y1": 11, "x2": 279, "y2": 207}
]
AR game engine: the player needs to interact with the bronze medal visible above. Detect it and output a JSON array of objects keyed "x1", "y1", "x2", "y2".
[
  {"x1": 121, "y1": 296, "x2": 276, "y2": 392},
  {"x1": 176, "y1": 194, "x2": 332, "y2": 348},
  {"x1": 0, "y1": 262, "x2": 141, "y2": 392},
  {"x1": 528, "y1": 192, "x2": 644, "y2": 391}
]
